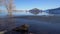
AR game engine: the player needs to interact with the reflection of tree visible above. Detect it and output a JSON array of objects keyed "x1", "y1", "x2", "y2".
[
  {"x1": 29, "y1": 8, "x2": 42, "y2": 15},
  {"x1": 0, "y1": 10, "x2": 2, "y2": 14}
]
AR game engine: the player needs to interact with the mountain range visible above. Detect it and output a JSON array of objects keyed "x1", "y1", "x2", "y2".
[{"x1": 46, "y1": 7, "x2": 60, "y2": 14}]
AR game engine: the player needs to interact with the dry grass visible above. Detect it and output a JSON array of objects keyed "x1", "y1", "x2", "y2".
[{"x1": 0, "y1": 30, "x2": 7, "y2": 34}]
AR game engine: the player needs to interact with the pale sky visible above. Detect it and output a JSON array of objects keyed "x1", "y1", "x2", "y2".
[{"x1": 15, "y1": 0, "x2": 60, "y2": 10}]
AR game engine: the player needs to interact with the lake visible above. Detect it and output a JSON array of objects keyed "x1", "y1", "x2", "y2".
[{"x1": 0, "y1": 16, "x2": 60, "y2": 34}]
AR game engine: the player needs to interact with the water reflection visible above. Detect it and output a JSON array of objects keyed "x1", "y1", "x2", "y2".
[
  {"x1": 0, "y1": 11, "x2": 60, "y2": 34},
  {"x1": 0, "y1": 17, "x2": 60, "y2": 34},
  {"x1": 0, "y1": 11, "x2": 49, "y2": 17}
]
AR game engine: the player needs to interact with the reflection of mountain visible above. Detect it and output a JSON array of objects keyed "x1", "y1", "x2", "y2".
[
  {"x1": 29, "y1": 8, "x2": 42, "y2": 15},
  {"x1": 1, "y1": 7, "x2": 60, "y2": 16},
  {"x1": 47, "y1": 7, "x2": 60, "y2": 14}
]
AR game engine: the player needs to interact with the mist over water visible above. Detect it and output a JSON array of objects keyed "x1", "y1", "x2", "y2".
[{"x1": 0, "y1": 11, "x2": 49, "y2": 17}]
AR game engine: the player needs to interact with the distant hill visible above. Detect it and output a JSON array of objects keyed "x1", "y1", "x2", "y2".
[
  {"x1": 46, "y1": 7, "x2": 60, "y2": 14},
  {"x1": 29, "y1": 8, "x2": 42, "y2": 15}
]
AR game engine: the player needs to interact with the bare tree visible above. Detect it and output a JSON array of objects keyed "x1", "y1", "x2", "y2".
[{"x1": 0, "y1": 0, "x2": 16, "y2": 31}]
